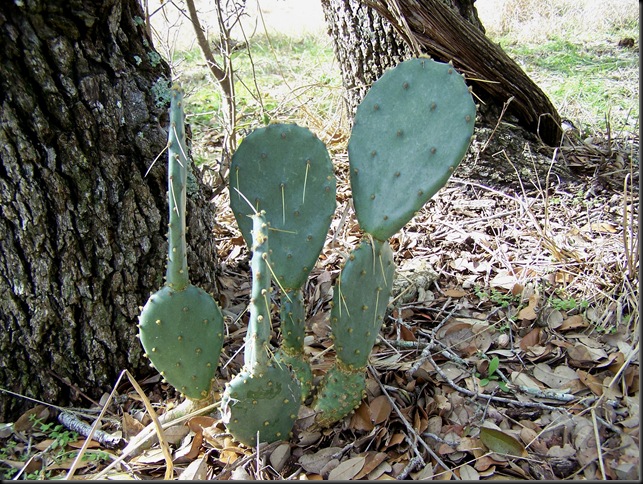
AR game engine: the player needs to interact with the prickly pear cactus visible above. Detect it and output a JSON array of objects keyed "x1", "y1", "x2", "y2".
[
  {"x1": 221, "y1": 212, "x2": 301, "y2": 446},
  {"x1": 311, "y1": 58, "x2": 476, "y2": 426},
  {"x1": 349, "y1": 58, "x2": 476, "y2": 240},
  {"x1": 312, "y1": 237, "x2": 395, "y2": 425},
  {"x1": 230, "y1": 123, "x2": 335, "y2": 400},
  {"x1": 138, "y1": 86, "x2": 224, "y2": 400}
]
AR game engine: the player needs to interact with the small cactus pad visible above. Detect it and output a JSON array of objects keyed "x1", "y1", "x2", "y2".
[
  {"x1": 139, "y1": 284, "x2": 224, "y2": 399},
  {"x1": 230, "y1": 123, "x2": 336, "y2": 290},
  {"x1": 312, "y1": 365, "x2": 366, "y2": 428},
  {"x1": 330, "y1": 237, "x2": 395, "y2": 369},
  {"x1": 221, "y1": 362, "x2": 301, "y2": 446},
  {"x1": 166, "y1": 85, "x2": 190, "y2": 290},
  {"x1": 274, "y1": 289, "x2": 313, "y2": 400},
  {"x1": 349, "y1": 58, "x2": 476, "y2": 240}
]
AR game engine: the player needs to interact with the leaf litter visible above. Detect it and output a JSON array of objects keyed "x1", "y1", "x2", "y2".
[{"x1": 0, "y1": 123, "x2": 638, "y2": 480}]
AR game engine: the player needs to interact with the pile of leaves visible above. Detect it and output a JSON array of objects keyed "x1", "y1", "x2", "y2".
[{"x1": 0, "y1": 123, "x2": 638, "y2": 480}]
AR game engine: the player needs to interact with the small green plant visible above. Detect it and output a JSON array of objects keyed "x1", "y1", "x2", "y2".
[
  {"x1": 474, "y1": 286, "x2": 521, "y2": 308},
  {"x1": 549, "y1": 297, "x2": 588, "y2": 312},
  {"x1": 476, "y1": 356, "x2": 509, "y2": 392}
]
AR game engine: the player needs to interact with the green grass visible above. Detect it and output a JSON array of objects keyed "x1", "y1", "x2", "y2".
[
  {"x1": 496, "y1": 35, "x2": 639, "y2": 132},
  {"x1": 172, "y1": 32, "x2": 343, "y2": 163},
  {"x1": 166, "y1": 0, "x2": 637, "y2": 157}
]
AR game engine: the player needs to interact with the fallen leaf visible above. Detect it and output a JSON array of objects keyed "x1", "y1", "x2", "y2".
[
  {"x1": 532, "y1": 363, "x2": 579, "y2": 389},
  {"x1": 369, "y1": 395, "x2": 392, "y2": 425},
  {"x1": 459, "y1": 463, "x2": 480, "y2": 480},
  {"x1": 576, "y1": 369, "x2": 604, "y2": 395},
  {"x1": 518, "y1": 294, "x2": 539, "y2": 320},
  {"x1": 269, "y1": 442, "x2": 291, "y2": 473},
  {"x1": 350, "y1": 401, "x2": 374, "y2": 431},
  {"x1": 559, "y1": 314, "x2": 588, "y2": 330},
  {"x1": 178, "y1": 457, "x2": 208, "y2": 480},
  {"x1": 354, "y1": 452, "x2": 388, "y2": 480},
  {"x1": 327, "y1": 456, "x2": 366, "y2": 480},
  {"x1": 299, "y1": 447, "x2": 342, "y2": 474},
  {"x1": 479, "y1": 427, "x2": 527, "y2": 457},
  {"x1": 444, "y1": 288, "x2": 467, "y2": 297},
  {"x1": 14, "y1": 405, "x2": 49, "y2": 433}
]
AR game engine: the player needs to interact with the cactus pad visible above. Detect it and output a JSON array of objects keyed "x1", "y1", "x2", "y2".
[
  {"x1": 222, "y1": 212, "x2": 301, "y2": 445},
  {"x1": 274, "y1": 289, "x2": 313, "y2": 400},
  {"x1": 312, "y1": 365, "x2": 365, "y2": 428},
  {"x1": 221, "y1": 362, "x2": 301, "y2": 446},
  {"x1": 349, "y1": 58, "x2": 476, "y2": 240},
  {"x1": 330, "y1": 237, "x2": 395, "y2": 369},
  {"x1": 138, "y1": 86, "x2": 224, "y2": 400},
  {"x1": 230, "y1": 123, "x2": 336, "y2": 290},
  {"x1": 139, "y1": 285, "x2": 224, "y2": 399}
]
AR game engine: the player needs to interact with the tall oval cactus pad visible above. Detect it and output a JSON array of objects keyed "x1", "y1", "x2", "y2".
[
  {"x1": 230, "y1": 123, "x2": 336, "y2": 290},
  {"x1": 274, "y1": 288, "x2": 313, "y2": 400},
  {"x1": 311, "y1": 237, "x2": 395, "y2": 427},
  {"x1": 349, "y1": 58, "x2": 476, "y2": 240},
  {"x1": 221, "y1": 363, "x2": 301, "y2": 446},
  {"x1": 139, "y1": 285, "x2": 224, "y2": 399},
  {"x1": 330, "y1": 238, "x2": 395, "y2": 368},
  {"x1": 312, "y1": 364, "x2": 366, "y2": 428},
  {"x1": 138, "y1": 86, "x2": 224, "y2": 400},
  {"x1": 222, "y1": 213, "x2": 301, "y2": 446}
]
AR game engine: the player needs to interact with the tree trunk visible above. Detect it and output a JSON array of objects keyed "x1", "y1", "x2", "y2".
[
  {"x1": 0, "y1": 0, "x2": 220, "y2": 421},
  {"x1": 320, "y1": 0, "x2": 413, "y2": 117},
  {"x1": 323, "y1": 0, "x2": 563, "y2": 146}
]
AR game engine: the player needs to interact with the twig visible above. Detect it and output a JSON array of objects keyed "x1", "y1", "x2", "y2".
[
  {"x1": 423, "y1": 351, "x2": 570, "y2": 412},
  {"x1": 58, "y1": 411, "x2": 123, "y2": 449},
  {"x1": 590, "y1": 408, "x2": 607, "y2": 480}
]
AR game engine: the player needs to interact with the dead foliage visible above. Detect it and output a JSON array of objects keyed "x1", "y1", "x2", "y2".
[{"x1": 0, "y1": 123, "x2": 638, "y2": 480}]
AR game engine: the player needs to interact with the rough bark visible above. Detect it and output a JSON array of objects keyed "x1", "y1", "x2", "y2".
[
  {"x1": 366, "y1": 0, "x2": 563, "y2": 146},
  {"x1": 320, "y1": 0, "x2": 413, "y2": 117},
  {"x1": 0, "y1": 0, "x2": 220, "y2": 421}
]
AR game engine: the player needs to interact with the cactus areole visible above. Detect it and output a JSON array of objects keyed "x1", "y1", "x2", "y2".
[{"x1": 138, "y1": 86, "x2": 224, "y2": 400}]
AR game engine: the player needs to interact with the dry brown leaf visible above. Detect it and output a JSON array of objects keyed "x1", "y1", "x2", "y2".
[
  {"x1": 327, "y1": 456, "x2": 366, "y2": 480},
  {"x1": 444, "y1": 288, "x2": 467, "y2": 297},
  {"x1": 559, "y1": 314, "x2": 588, "y2": 330},
  {"x1": 532, "y1": 363, "x2": 579, "y2": 389},
  {"x1": 299, "y1": 447, "x2": 342, "y2": 474},
  {"x1": 576, "y1": 369, "x2": 604, "y2": 395},
  {"x1": 519, "y1": 327, "x2": 542, "y2": 351},
  {"x1": 350, "y1": 401, "x2": 374, "y2": 431},
  {"x1": 14, "y1": 405, "x2": 49, "y2": 433},
  {"x1": 518, "y1": 294, "x2": 539, "y2": 320},
  {"x1": 370, "y1": 395, "x2": 392, "y2": 425},
  {"x1": 122, "y1": 412, "x2": 146, "y2": 440},
  {"x1": 354, "y1": 451, "x2": 388, "y2": 480},
  {"x1": 567, "y1": 342, "x2": 608, "y2": 364}
]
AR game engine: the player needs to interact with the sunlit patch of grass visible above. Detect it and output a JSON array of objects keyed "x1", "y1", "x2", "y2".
[{"x1": 497, "y1": 36, "x2": 639, "y2": 131}]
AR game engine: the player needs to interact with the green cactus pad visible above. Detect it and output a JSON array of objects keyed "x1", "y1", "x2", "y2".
[
  {"x1": 312, "y1": 365, "x2": 366, "y2": 428},
  {"x1": 349, "y1": 58, "x2": 476, "y2": 240},
  {"x1": 230, "y1": 123, "x2": 336, "y2": 290},
  {"x1": 330, "y1": 237, "x2": 395, "y2": 369},
  {"x1": 221, "y1": 362, "x2": 301, "y2": 446},
  {"x1": 139, "y1": 284, "x2": 224, "y2": 399},
  {"x1": 274, "y1": 289, "x2": 313, "y2": 400}
]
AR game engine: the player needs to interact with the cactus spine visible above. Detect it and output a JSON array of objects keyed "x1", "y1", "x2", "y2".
[
  {"x1": 220, "y1": 212, "x2": 301, "y2": 446},
  {"x1": 138, "y1": 85, "x2": 224, "y2": 400}
]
